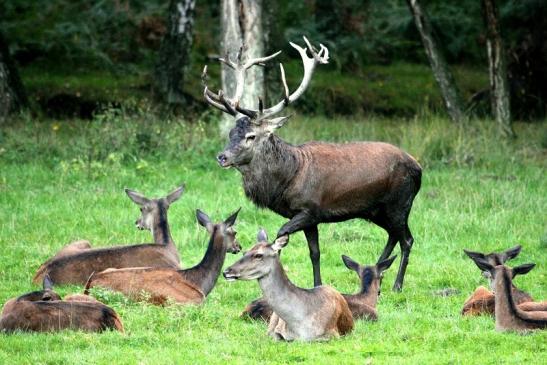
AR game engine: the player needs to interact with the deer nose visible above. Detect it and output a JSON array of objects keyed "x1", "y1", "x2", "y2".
[{"x1": 217, "y1": 153, "x2": 227, "y2": 164}]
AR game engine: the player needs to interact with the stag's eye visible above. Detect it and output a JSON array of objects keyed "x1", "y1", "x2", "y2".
[
  {"x1": 245, "y1": 133, "x2": 256, "y2": 142},
  {"x1": 253, "y1": 253, "x2": 263, "y2": 259}
]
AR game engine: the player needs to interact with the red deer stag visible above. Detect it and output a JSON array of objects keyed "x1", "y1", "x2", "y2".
[
  {"x1": 203, "y1": 37, "x2": 422, "y2": 291},
  {"x1": 242, "y1": 253, "x2": 396, "y2": 322},
  {"x1": 467, "y1": 257, "x2": 546, "y2": 332},
  {"x1": 462, "y1": 245, "x2": 533, "y2": 316},
  {"x1": 223, "y1": 229, "x2": 353, "y2": 341},
  {"x1": 87, "y1": 209, "x2": 241, "y2": 305},
  {"x1": 33, "y1": 185, "x2": 184, "y2": 285},
  {"x1": 0, "y1": 275, "x2": 123, "y2": 333}
]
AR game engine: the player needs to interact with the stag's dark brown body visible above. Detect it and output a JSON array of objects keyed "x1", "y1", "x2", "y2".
[
  {"x1": 227, "y1": 122, "x2": 421, "y2": 290},
  {"x1": 206, "y1": 37, "x2": 421, "y2": 290}
]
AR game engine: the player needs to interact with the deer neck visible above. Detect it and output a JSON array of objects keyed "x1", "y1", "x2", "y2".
[
  {"x1": 151, "y1": 202, "x2": 174, "y2": 247},
  {"x1": 239, "y1": 135, "x2": 299, "y2": 210},
  {"x1": 494, "y1": 267, "x2": 520, "y2": 327},
  {"x1": 257, "y1": 257, "x2": 306, "y2": 323},
  {"x1": 180, "y1": 226, "x2": 226, "y2": 296}
]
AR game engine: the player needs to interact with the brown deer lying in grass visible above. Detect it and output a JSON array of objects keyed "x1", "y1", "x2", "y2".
[
  {"x1": 33, "y1": 185, "x2": 184, "y2": 285},
  {"x1": 467, "y1": 257, "x2": 547, "y2": 332},
  {"x1": 204, "y1": 37, "x2": 421, "y2": 291},
  {"x1": 462, "y1": 245, "x2": 534, "y2": 316},
  {"x1": 0, "y1": 275, "x2": 123, "y2": 333},
  {"x1": 242, "y1": 254, "x2": 396, "y2": 322},
  {"x1": 223, "y1": 229, "x2": 353, "y2": 341},
  {"x1": 87, "y1": 209, "x2": 241, "y2": 305}
]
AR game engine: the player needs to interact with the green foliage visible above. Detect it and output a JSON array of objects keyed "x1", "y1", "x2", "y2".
[{"x1": 0, "y1": 115, "x2": 546, "y2": 363}]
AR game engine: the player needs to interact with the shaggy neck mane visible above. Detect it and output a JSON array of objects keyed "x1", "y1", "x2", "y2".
[{"x1": 239, "y1": 134, "x2": 299, "y2": 210}]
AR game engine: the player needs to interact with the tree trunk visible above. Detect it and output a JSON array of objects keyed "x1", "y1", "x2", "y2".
[
  {"x1": 406, "y1": 0, "x2": 465, "y2": 123},
  {"x1": 0, "y1": 31, "x2": 27, "y2": 121},
  {"x1": 219, "y1": 0, "x2": 264, "y2": 135},
  {"x1": 153, "y1": 0, "x2": 195, "y2": 106},
  {"x1": 482, "y1": 0, "x2": 515, "y2": 138}
]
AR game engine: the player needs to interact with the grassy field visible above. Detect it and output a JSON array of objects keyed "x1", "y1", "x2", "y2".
[{"x1": 0, "y1": 114, "x2": 545, "y2": 364}]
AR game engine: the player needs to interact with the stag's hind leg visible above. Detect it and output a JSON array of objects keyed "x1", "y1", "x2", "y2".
[{"x1": 393, "y1": 225, "x2": 414, "y2": 292}]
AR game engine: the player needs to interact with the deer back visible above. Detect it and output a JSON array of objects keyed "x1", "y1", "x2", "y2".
[
  {"x1": 33, "y1": 243, "x2": 180, "y2": 285},
  {"x1": 90, "y1": 267, "x2": 204, "y2": 305}
]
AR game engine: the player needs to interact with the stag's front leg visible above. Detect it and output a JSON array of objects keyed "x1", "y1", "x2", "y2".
[{"x1": 277, "y1": 212, "x2": 321, "y2": 286}]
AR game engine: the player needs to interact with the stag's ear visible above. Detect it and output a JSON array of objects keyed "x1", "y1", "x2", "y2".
[
  {"x1": 125, "y1": 189, "x2": 150, "y2": 206},
  {"x1": 166, "y1": 185, "x2": 185, "y2": 205},
  {"x1": 501, "y1": 245, "x2": 522, "y2": 262},
  {"x1": 271, "y1": 235, "x2": 289, "y2": 252},
  {"x1": 257, "y1": 228, "x2": 268, "y2": 242},
  {"x1": 262, "y1": 116, "x2": 290, "y2": 135},
  {"x1": 341, "y1": 255, "x2": 360, "y2": 272},
  {"x1": 196, "y1": 209, "x2": 213, "y2": 232},
  {"x1": 512, "y1": 263, "x2": 535, "y2": 277},
  {"x1": 463, "y1": 249, "x2": 486, "y2": 262},
  {"x1": 224, "y1": 207, "x2": 241, "y2": 227},
  {"x1": 43, "y1": 274, "x2": 54, "y2": 290},
  {"x1": 378, "y1": 255, "x2": 398, "y2": 273}
]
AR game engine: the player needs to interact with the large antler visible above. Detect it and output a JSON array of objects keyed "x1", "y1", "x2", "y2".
[
  {"x1": 202, "y1": 46, "x2": 281, "y2": 116},
  {"x1": 202, "y1": 37, "x2": 329, "y2": 122}
]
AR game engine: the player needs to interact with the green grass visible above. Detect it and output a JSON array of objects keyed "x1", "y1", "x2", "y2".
[{"x1": 0, "y1": 114, "x2": 546, "y2": 364}]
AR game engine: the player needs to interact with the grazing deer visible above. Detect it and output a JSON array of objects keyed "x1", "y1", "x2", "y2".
[
  {"x1": 462, "y1": 246, "x2": 533, "y2": 316},
  {"x1": 87, "y1": 209, "x2": 241, "y2": 305},
  {"x1": 33, "y1": 185, "x2": 184, "y2": 285},
  {"x1": 242, "y1": 254, "x2": 396, "y2": 322},
  {"x1": 203, "y1": 37, "x2": 422, "y2": 291},
  {"x1": 466, "y1": 257, "x2": 547, "y2": 332},
  {"x1": 223, "y1": 229, "x2": 353, "y2": 341},
  {"x1": 0, "y1": 275, "x2": 123, "y2": 333}
]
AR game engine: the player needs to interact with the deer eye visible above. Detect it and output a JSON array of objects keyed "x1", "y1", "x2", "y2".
[
  {"x1": 253, "y1": 253, "x2": 263, "y2": 259},
  {"x1": 245, "y1": 133, "x2": 256, "y2": 142}
]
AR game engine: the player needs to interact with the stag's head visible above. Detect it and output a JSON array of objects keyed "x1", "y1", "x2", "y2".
[
  {"x1": 125, "y1": 185, "x2": 184, "y2": 231},
  {"x1": 223, "y1": 229, "x2": 289, "y2": 281},
  {"x1": 202, "y1": 37, "x2": 329, "y2": 168}
]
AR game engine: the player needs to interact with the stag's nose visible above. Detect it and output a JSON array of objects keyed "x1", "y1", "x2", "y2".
[{"x1": 217, "y1": 153, "x2": 225, "y2": 163}]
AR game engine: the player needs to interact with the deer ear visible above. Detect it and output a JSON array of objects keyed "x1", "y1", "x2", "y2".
[
  {"x1": 512, "y1": 263, "x2": 535, "y2": 277},
  {"x1": 224, "y1": 207, "x2": 241, "y2": 227},
  {"x1": 463, "y1": 249, "x2": 486, "y2": 262},
  {"x1": 257, "y1": 228, "x2": 268, "y2": 242},
  {"x1": 341, "y1": 255, "x2": 360, "y2": 272},
  {"x1": 196, "y1": 209, "x2": 212, "y2": 232},
  {"x1": 470, "y1": 256, "x2": 494, "y2": 273},
  {"x1": 501, "y1": 245, "x2": 522, "y2": 262},
  {"x1": 43, "y1": 274, "x2": 54, "y2": 290},
  {"x1": 271, "y1": 235, "x2": 289, "y2": 252},
  {"x1": 262, "y1": 116, "x2": 290, "y2": 135},
  {"x1": 166, "y1": 185, "x2": 184, "y2": 205},
  {"x1": 125, "y1": 189, "x2": 150, "y2": 206},
  {"x1": 377, "y1": 255, "x2": 398, "y2": 273}
]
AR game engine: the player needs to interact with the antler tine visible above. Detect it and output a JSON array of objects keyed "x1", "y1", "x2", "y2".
[
  {"x1": 219, "y1": 51, "x2": 237, "y2": 70},
  {"x1": 202, "y1": 65, "x2": 236, "y2": 116},
  {"x1": 279, "y1": 63, "x2": 290, "y2": 105},
  {"x1": 218, "y1": 90, "x2": 238, "y2": 116},
  {"x1": 235, "y1": 103, "x2": 259, "y2": 120},
  {"x1": 259, "y1": 37, "x2": 329, "y2": 119},
  {"x1": 243, "y1": 50, "x2": 282, "y2": 69}
]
